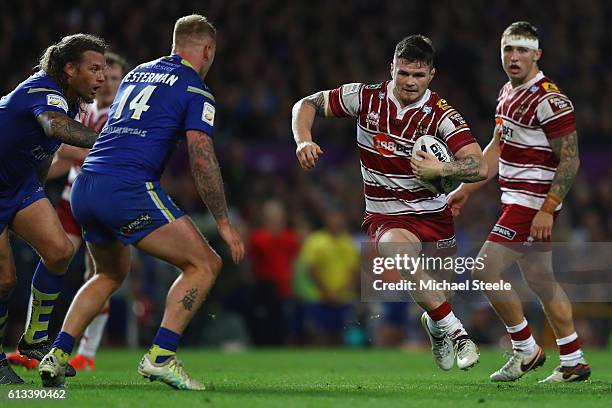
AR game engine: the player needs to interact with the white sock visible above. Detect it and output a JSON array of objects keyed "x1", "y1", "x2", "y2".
[
  {"x1": 506, "y1": 318, "x2": 538, "y2": 357},
  {"x1": 77, "y1": 313, "x2": 109, "y2": 358},
  {"x1": 431, "y1": 311, "x2": 467, "y2": 339},
  {"x1": 556, "y1": 332, "x2": 584, "y2": 367}
]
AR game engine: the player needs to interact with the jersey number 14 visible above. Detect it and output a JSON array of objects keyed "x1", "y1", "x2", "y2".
[{"x1": 113, "y1": 85, "x2": 156, "y2": 120}]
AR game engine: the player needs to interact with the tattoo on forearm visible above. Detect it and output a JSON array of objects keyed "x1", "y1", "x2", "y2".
[
  {"x1": 187, "y1": 133, "x2": 229, "y2": 221},
  {"x1": 37, "y1": 111, "x2": 98, "y2": 148},
  {"x1": 178, "y1": 288, "x2": 198, "y2": 311},
  {"x1": 303, "y1": 92, "x2": 326, "y2": 116},
  {"x1": 441, "y1": 155, "x2": 485, "y2": 182},
  {"x1": 548, "y1": 131, "x2": 580, "y2": 201}
]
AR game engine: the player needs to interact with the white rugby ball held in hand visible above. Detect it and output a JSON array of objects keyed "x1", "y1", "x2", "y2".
[{"x1": 411, "y1": 135, "x2": 460, "y2": 194}]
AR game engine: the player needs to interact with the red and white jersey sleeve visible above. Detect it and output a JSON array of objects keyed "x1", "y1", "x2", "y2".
[
  {"x1": 495, "y1": 72, "x2": 575, "y2": 210},
  {"x1": 434, "y1": 101, "x2": 476, "y2": 155},
  {"x1": 328, "y1": 83, "x2": 363, "y2": 117},
  {"x1": 535, "y1": 92, "x2": 576, "y2": 139}
]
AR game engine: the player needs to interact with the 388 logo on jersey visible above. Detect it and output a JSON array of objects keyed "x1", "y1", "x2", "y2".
[{"x1": 373, "y1": 134, "x2": 411, "y2": 157}]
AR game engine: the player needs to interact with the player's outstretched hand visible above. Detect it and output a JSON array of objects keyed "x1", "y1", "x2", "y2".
[
  {"x1": 410, "y1": 150, "x2": 442, "y2": 180},
  {"x1": 217, "y1": 220, "x2": 245, "y2": 264},
  {"x1": 296, "y1": 141, "x2": 323, "y2": 170},
  {"x1": 447, "y1": 189, "x2": 469, "y2": 216},
  {"x1": 530, "y1": 210, "x2": 553, "y2": 241}
]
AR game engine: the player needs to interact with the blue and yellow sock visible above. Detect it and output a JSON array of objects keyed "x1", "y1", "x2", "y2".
[
  {"x1": 147, "y1": 327, "x2": 180, "y2": 364},
  {"x1": 24, "y1": 261, "x2": 63, "y2": 344},
  {"x1": 50, "y1": 331, "x2": 75, "y2": 363},
  {"x1": 0, "y1": 302, "x2": 7, "y2": 361}
]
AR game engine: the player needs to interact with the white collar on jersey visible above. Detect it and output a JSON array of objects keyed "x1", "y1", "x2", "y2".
[
  {"x1": 387, "y1": 81, "x2": 431, "y2": 119},
  {"x1": 510, "y1": 71, "x2": 545, "y2": 91}
]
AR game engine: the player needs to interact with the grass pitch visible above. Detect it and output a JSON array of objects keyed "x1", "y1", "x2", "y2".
[{"x1": 4, "y1": 349, "x2": 611, "y2": 407}]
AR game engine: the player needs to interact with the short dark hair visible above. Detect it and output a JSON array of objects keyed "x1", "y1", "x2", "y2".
[
  {"x1": 394, "y1": 35, "x2": 435, "y2": 67},
  {"x1": 503, "y1": 21, "x2": 539, "y2": 40},
  {"x1": 39, "y1": 34, "x2": 107, "y2": 91},
  {"x1": 105, "y1": 51, "x2": 127, "y2": 73}
]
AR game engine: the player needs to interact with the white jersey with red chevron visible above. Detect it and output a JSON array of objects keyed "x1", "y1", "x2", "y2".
[
  {"x1": 495, "y1": 71, "x2": 576, "y2": 210},
  {"x1": 328, "y1": 81, "x2": 476, "y2": 216},
  {"x1": 61, "y1": 102, "x2": 109, "y2": 201}
]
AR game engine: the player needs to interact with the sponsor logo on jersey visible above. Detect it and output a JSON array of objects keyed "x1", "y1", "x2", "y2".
[
  {"x1": 414, "y1": 124, "x2": 428, "y2": 138},
  {"x1": 120, "y1": 213, "x2": 153, "y2": 236},
  {"x1": 513, "y1": 103, "x2": 528, "y2": 120},
  {"x1": 491, "y1": 224, "x2": 516, "y2": 240},
  {"x1": 365, "y1": 83, "x2": 382, "y2": 89},
  {"x1": 372, "y1": 133, "x2": 411, "y2": 157},
  {"x1": 542, "y1": 82, "x2": 560, "y2": 93},
  {"x1": 422, "y1": 106, "x2": 432, "y2": 114},
  {"x1": 529, "y1": 86, "x2": 539, "y2": 93},
  {"x1": 366, "y1": 111, "x2": 380, "y2": 128},
  {"x1": 202, "y1": 102, "x2": 215, "y2": 126},
  {"x1": 30, "y1": 145, "x2": 55, "y2": 161},
  {"x1": 501, "y1": 125, "x2": 514, "y2": 139},
  {"x1": 546, "y1": 96, "x2": 570, "y2": 113},
  {"x1": 436, "y1": 99, "x2": 450, "y2": 111},
  {"x1": 449, "y1": 112, "x2": 467, "y2": 128},
  {"x1": 342, "y1": 83, "x2": 361, "y2": 96},
  {"x1": 46, "y1": 94, "x2": 68, "y2": 113},
  {"x1": 436, "y1": 236, "x2": 457, "y2": 249}
]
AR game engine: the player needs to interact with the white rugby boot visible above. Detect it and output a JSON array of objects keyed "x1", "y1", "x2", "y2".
[
  {"x1": 420, "y1": 312, "x2": 454, "y2": 370},
  {"x1": 490, "y1": 346, "x2": 546, "y2": 382}
]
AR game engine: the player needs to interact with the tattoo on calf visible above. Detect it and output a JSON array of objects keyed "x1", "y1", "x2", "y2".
[{"x1": 178, "y1": 288, "x2": 198, "y2": 311}]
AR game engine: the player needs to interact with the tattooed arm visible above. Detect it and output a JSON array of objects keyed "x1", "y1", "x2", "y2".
[
  {"x1": 37, "y1": 111, "x2": 98, "y2": 148},
  {"x1": 291, "y1": 91, "x2": 330, "y2": 170},
  {"x1": 529, "y1": 131, "x2": 580, "y2": 240},
  {"x1": 547, "y1": 131, "x2": 580, "y2": 202},
  {"x1": 186, "y1": 130, "x2": 245, "y2": 263},
  {"x1": 440, "y1": 143, "x2": 488, "y2": 182},
  {"x1": 186, "y1": 130, "x2": 229, "y2": 222},
  {"x1": 412, "y1": 143, "x2": 487, "y2": 182}
]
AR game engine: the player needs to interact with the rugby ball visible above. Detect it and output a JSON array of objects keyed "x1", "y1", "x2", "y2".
[{"x1": 412, "y1": 135, "x2": 460, "y2": 194}]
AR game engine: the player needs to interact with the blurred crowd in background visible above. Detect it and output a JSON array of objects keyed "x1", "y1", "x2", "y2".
[{"x1": 1, "y1": 0, "x2": 610, "y2": 350}]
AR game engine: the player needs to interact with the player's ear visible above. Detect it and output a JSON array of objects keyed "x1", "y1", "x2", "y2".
[
  {"x1": 534, "y1": 49, "x2": 542, "y2": 62},
  {"x1": 64, "y1": 62, "x2": 77, "y2": 79},
  {"x1": 430, "y1": 67, "x2": 436, "y2": 80},
  {"x1": 202, "y1": 42, "x2": 214, "y2": 63},
  {"x1": 390, "y1": 61, "x2": 394, "y2": 78}
]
